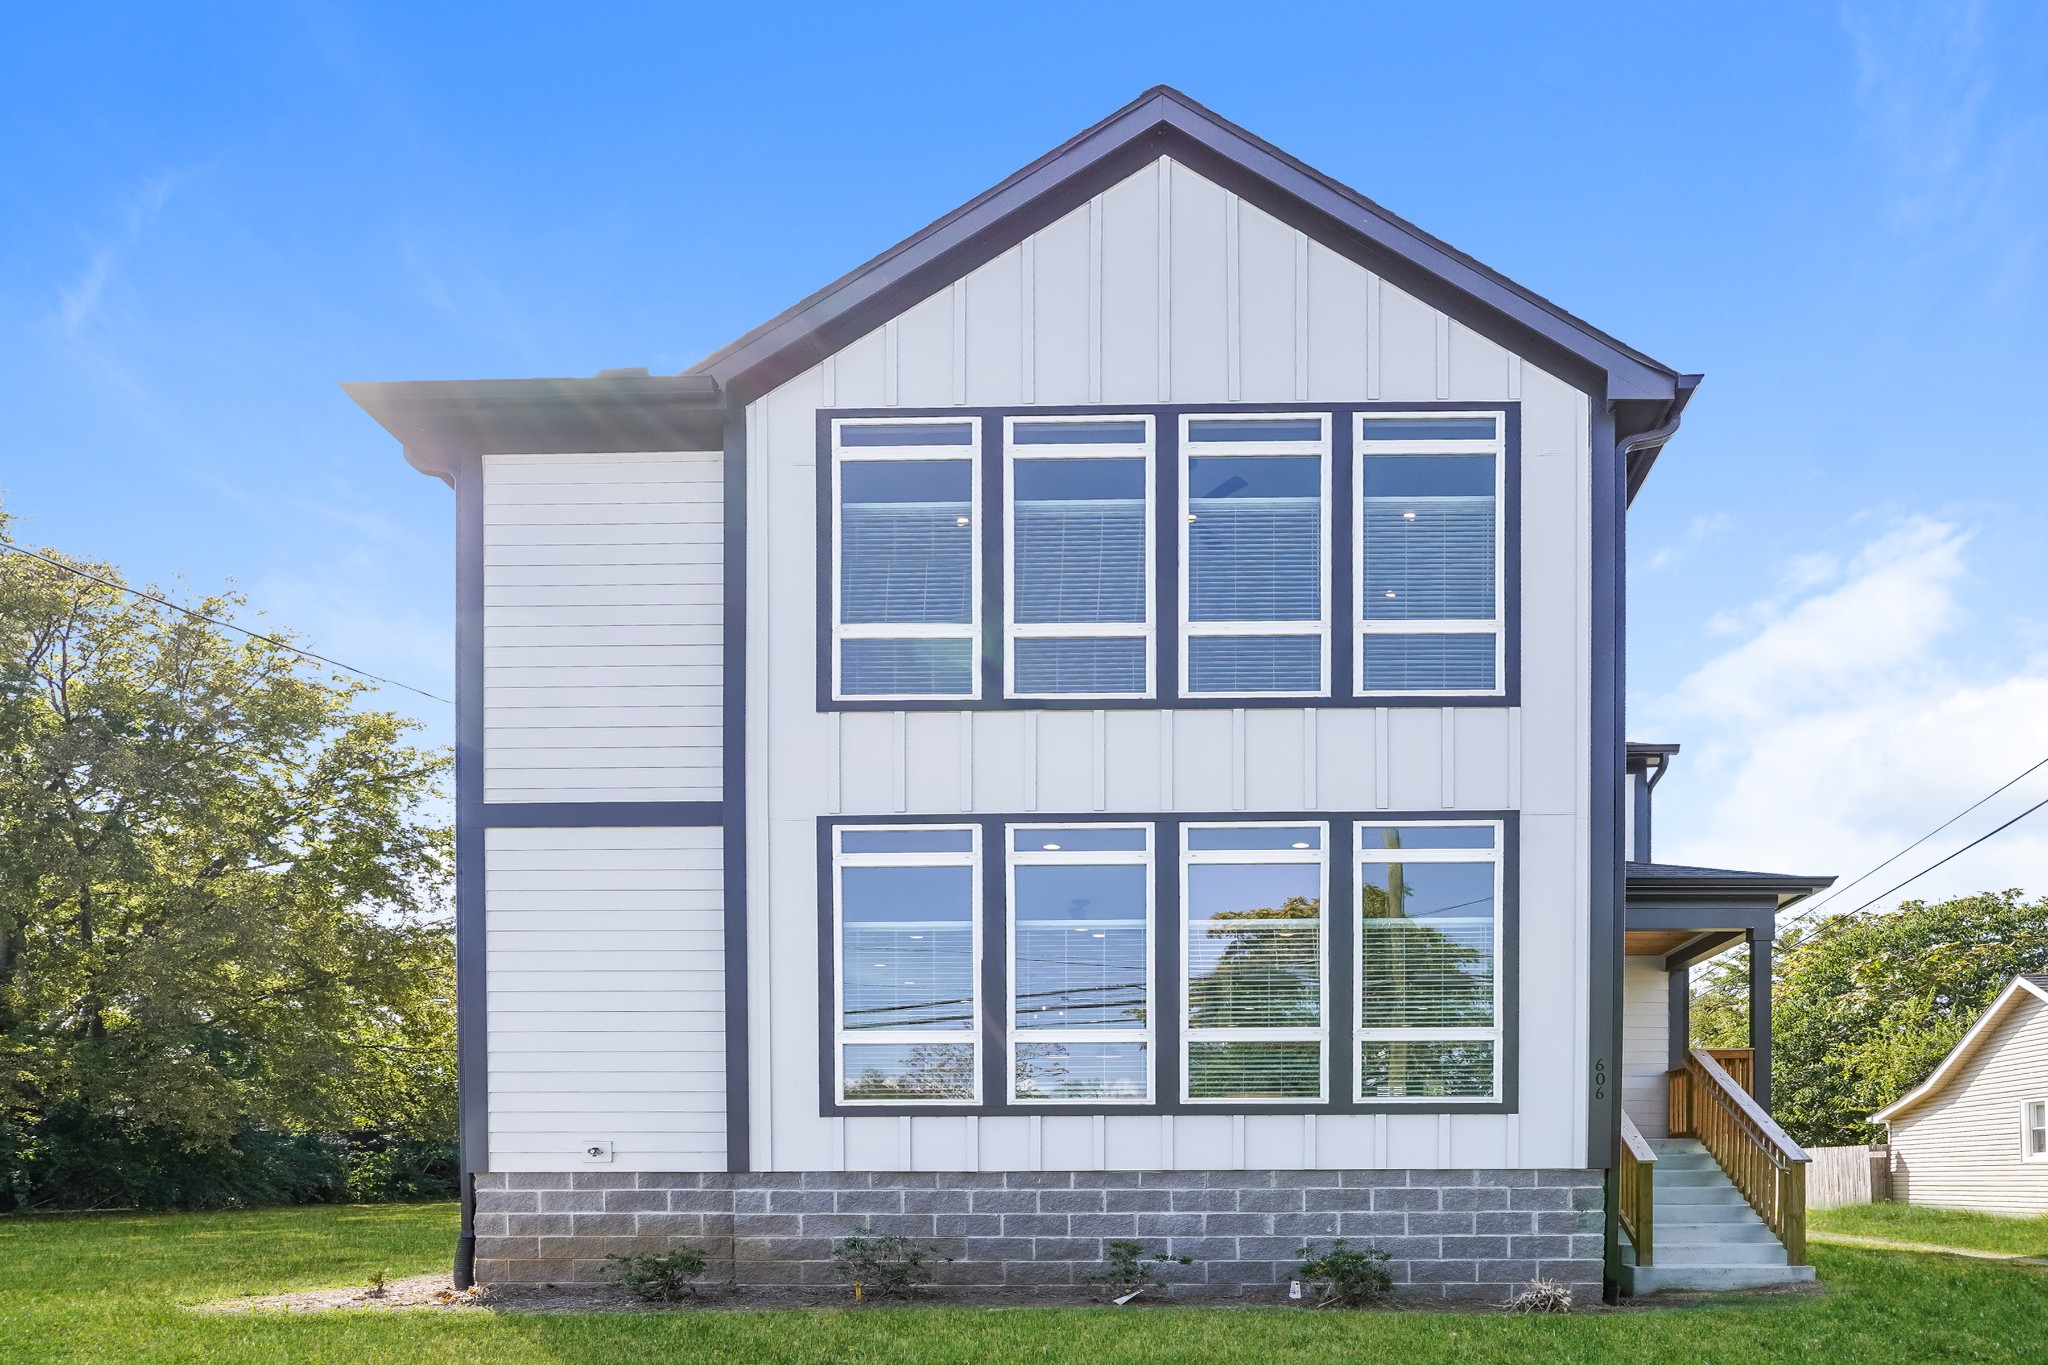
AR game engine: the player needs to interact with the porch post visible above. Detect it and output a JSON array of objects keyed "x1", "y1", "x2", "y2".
[
  {"x1": 1747, "y1": 929, "x2": 1773, "y2": 1109},
  {"x1": 1667, "y1": 964, "x2": 1689, "y2": 1069}
]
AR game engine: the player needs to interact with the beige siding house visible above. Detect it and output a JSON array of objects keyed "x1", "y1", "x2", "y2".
[{"x1": 1874, "y1": 974, "x2": 2048, "y2": 1216}]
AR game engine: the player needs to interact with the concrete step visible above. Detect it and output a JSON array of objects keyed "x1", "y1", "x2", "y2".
[
  {"x1": 1659, "y1": 1202, "x2": 1769, "y2": 1225},
  {"x1": 1655, "y1": 1184, "x2": 1751, "y2": 1206},
  {"x1": 1660, "y1": 1221, "x2": 1780, "y2": 1244},
  {"x1": 1621, "y1": 1262, "x2": 1816, "y2": 1294},
  {"x1": 1652, "y1": 1240, "x2": 1791, "y2": 1267}
]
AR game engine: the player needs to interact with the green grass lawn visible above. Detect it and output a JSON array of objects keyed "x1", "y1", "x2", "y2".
[
  {"x1": 1812, "y1": 1202, "x2": 2048, "y2": 1258},
  {"x1": 2, "y1": 1201, "x2": 2046, "y2": 1363}
]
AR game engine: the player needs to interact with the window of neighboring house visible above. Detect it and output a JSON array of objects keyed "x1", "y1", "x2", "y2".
[
  {"x1": 1182, "y1": 823, "x2": 1328, "y2": 1101},
  {"x1": 1008, "y1": 824, "x2": 1153, "y2": 1101},
  {"x1": 1180, "y1": 415, "x2": 1330, "y2": 697},
  {"x1": 1355, "y1": 413, "x2": 1504, "y2": 695},
  {"x1": 1356, "y1": 821, "x2": 1502, "y2": 1100},
  {"x1": 2025, "y1": 1099, "x2": 2048, "y2": 1162},
  {"x1": 833, "y1": 825, "x2": 980, "y2": 1104},
  {"x1": 1005, "y1": 416, "x2": 1154, "y2": 698},
  {"x1": 831, "y1": 417, "x2": 981, "y2": 699}
]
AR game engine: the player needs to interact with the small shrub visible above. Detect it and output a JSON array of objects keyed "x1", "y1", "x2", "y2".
[
  {"x1": 1505, "y1": 1278, "x2": 1573, "y2": 1314},
  {"x1": 831, "y1": 1232, "x2": 950, "y2": 1301},
  {"x1": 1296, "y1": 1238, "x2": 1392, "y2": 1307},
  {"x1": 1090, "y1": 1239, "x2": 1193, "y2": 1301},
  {"x1": 603, "y1": 1248, "x2": 708, "y2": 1303},
  {"x1": 366, "y1": 1268, "x2": 390, "y2": 1297}
]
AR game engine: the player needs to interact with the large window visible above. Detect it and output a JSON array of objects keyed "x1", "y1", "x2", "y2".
[
  {"x1": 1004, "y1": 417, "x2": 1154, "y2": 698},
  {"x1": 1355, "y1": 413, "x2": 1504, "y2": 695},
  {"x1": 1008, "y1": 825, "x2": 1153, "y2": 1101},
  {"x1": 831, "y1": 417, "x2": 982, "y2": 699},
  {"x1": 1180, "y1": 415, "x2": 1330, "y2": 697},
  {"x1": 833, "y1": 825, "x2": 981, "y2": 1104},
  {"x1": 1181, "y1": 824, "x2": 1328, "y2": 1101},
  {"x1": 1356, "y1": 821, "x2": 1502, "y2": 1100}
]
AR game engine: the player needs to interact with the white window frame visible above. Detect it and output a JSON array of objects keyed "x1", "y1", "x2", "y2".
[
  {"x1": 2024, "y1": 1098, "x2": 2048, "y2": 1163},
  {"x1": 1002, "y1": 416, "x2": 1156, "y2": 700},
  {"x1": 1353, "y1": 411, "x2": 1507, "y2": 699},
  {"x1": 831, "y1": 824, "x2": 983, "y2": 1107},
  {"x1": 1354, "y1": 819, "x2": 1505, "y2": 1103},
  {"x1": 1178, "y1": 413, "x2": 1333, "y2": 699},
  {"x1": 830, "y1": 416, "x2": 984, "y2": 702},
  {"x1": 1180, "y1": 820, "x2": 1330, "y2": 1103},
  {"x1": 1006, "y1": 823, "x2": 1155, "y2": 1104}
]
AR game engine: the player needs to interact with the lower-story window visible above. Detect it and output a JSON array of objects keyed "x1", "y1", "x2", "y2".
[
  {"x1": 1182, "y1": 823, "x2": 1328, "y2": 1102},
  {"x1": 1356, "y1": 821, "x2": 1502, "y2": 1100},
  {"x1": 834, "y1": 826, "x2": 980, "y2": 1104},
  {"x1": 1008, "y1": 824, "x2": 1153, "y2": 1101}
]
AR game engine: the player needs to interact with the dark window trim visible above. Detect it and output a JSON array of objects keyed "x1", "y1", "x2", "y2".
[
  {"x1": 815, "y1": 810, "x2": 1520, "y2": 1118},
  {"x1": 817, "y1": 402, "x2": 1521, "y2": 711}
]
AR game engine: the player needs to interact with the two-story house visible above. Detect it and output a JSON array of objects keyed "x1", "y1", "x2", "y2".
[{"x1": 349, "y1": 88, "x2": 1831, "y2": 1301}]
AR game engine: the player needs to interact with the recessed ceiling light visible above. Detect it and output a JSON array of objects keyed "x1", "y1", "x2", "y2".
[
  {"x1": 955, "y1": 516, "x2": 971, "y2": 527},
  {"x1": 1292, "y1": 842, "x2": 1311, "y2": 849},
  {"x1": 1384, "y1": 590, "x2": 1397, "y2": 598},
  {"x1": 1403, "y1": 510, "x2": 1417, "y2": 521}
]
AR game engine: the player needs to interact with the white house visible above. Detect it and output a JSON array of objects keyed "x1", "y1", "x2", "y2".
[
  {"x1": 348, "y1": 87, "x2": 1830, "y2": 1301},
  {"x1": 1873, "y1": 974, "x2": 2048, "y2": 1216}
]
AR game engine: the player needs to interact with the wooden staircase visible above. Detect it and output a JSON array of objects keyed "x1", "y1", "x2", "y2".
[{"x1": 1618, "y1": 1049, "x2": 1815, "y2": 1295}]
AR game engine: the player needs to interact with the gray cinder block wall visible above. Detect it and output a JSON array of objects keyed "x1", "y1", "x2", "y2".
[{"x1": 474, "y1": 1168, "x2": 1604, "y2": 1302}]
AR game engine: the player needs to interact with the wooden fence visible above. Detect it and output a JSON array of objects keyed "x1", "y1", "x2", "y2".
[{"x1": 1807, "y1": 1144, "x2": 1891, "y2": 1209}]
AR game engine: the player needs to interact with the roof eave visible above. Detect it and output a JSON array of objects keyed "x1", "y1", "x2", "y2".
[
  {"x1": 687, "y1": 86, "x2": 1689, "y2": 413},
  {"x1": 343, "y1": 375, "x2": 727, "y2": 484},
  {"x1": 1872, "y1": 975, "x2": 2048, "y2": 1123}
]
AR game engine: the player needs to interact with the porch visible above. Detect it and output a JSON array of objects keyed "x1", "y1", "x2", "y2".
[{"x1": 1617, "y1": 859, "x2": 1833, "y2": 1293}]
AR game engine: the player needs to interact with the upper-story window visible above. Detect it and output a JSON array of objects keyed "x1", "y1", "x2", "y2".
[
  {"x1": 1005, "y1": 417, "x2": 1155, "y2": 699},
  {"x1": 831, "y1": 418, "x2": 982, "y2": 700},
  {"x1": 1180, "y1": 415, "x2": 1330, "y2": 697},
  {"x1": 1356, "y1": 414, "x2": 1504, "y2": 696},
  {"x1": 822, "y1": 405, "x2": 1511, "y2": 707}
]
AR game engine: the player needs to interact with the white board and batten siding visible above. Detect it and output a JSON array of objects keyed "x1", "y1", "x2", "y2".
[
  {"x1": 480, "y1": 451, "x2": 728, "y2": 1171},
  {"x1": 1620, "y1": 958, "x2": 1670, "y2": 1139},
  {"x1": 1888, "y1": 991, "x2": 2048, "y2": 1215},
  {"x1": 747, "y1": 156, "x2": 1598, "y2": 1174}
]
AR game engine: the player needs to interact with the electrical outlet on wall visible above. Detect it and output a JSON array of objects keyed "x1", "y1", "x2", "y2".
[{"x1": 580, "y1": 1139, "x2": 614, "y2": 1164}]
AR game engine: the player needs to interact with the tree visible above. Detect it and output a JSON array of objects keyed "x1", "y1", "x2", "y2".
[
  {"x1": 0, "y1": 513, "x2": 453, "y2": 1205},
  {"x1": 1760, "y1": 892, "x2": 2048, "y2": 1146}
]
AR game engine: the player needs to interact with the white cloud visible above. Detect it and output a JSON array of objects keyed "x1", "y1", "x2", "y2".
[{"x1": 1642, "y1": 516, "x2": 2048, "y2": 910}]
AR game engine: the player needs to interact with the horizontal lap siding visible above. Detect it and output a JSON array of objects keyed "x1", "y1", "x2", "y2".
[
  {"x1": 747, "y1": 156, "x2": 1593, "y2": 1172},
  {"x1": 1620, "y1": 958, "x2": 1669, "y2": 1138},
  {"x1": 1889, "y1": 996, "x2": 2048, "y2": 1214},
  {"x1": 486, "y1": 826, "x2": 726, "y2": 1171},
  {"x1": 481, "y1": 451, "x2": 723, "y2": 803}
]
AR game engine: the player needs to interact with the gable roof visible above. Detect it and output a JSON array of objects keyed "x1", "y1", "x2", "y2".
[
  {"x1": 686, "y1": 86, "x2": 1699, "y2": 485},
  {"x1": 1871, "y1": 974, "x2": 2048, "y2": 1124}
]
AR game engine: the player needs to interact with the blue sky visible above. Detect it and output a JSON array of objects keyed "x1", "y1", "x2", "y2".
[{"x1": 3, "y1": 2, "x2": 2045, "y2": 910}]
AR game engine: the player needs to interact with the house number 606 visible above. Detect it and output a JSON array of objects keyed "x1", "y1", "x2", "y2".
[{"x1": 1592, "y1": 1059, "x2": 1607, "y2": 1101}]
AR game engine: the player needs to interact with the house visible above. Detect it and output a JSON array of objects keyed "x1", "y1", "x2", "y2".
[
  {"x1": 346, "y1": 87, "x2": 1833, "y2": 1302},
  {"x1": 1872, "y1": 974, "x2": 2048, "y2": 1216}
]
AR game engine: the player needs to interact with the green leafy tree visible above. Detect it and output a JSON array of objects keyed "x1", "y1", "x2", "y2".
[
  {"x1": 0, "y1": 513, "x2": 453, "y2": 1205},
  {"x1": 1769, "y1": 891, "x2": 2048, "y2": 1145},
  {"x1": 1688, "y1": 943, "x2": 1753, "y2": 1051}
]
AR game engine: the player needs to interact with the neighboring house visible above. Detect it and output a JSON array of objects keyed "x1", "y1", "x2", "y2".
[
  {"x1": 1872, "y1": 974, "x2": 2048, "y2": 1216},
  {"x1": 346, "y1": 87, "x2": 1829, "y2": 1301}
]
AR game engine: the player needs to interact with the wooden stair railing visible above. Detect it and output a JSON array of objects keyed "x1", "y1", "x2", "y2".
[
  {"x1": 1668, "y1": 1048, "x2": 1810, "y2": 1265},
  {"x1": 1618, "y1": 1110, "x2": 1657, "y2": 1266},
  {"x1": 1701, "y1": 1047, "x2": 1754, "y2": 1095}
]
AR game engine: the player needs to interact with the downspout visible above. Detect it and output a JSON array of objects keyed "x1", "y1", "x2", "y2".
[{"x1": 1602, "y1": 410, "x2": 1685, "y2": 1303}]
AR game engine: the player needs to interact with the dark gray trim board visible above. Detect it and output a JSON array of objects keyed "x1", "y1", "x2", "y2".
[
  {"x1": 689, "y1": 88, "x2": 1688, "y2": 418},
  {"x1": 721, "y1": 405, "x2": 752, "y2": 1173},
  {"x1": 1667, "y1": 965, "x2": 1691, "y2": 1070},
  {"x1": 817, "y1": 401, "x2": 1523, "y2": 712},
  {"x1": 478, "y1": 801, "x2": 723, "y2": 828},
  {"x1": 451, "y1": 453, "x2": 487, "y2": 1286},
  {"x1": 1627, "y1": 904, "x2": 1779, "y2": 938},
  {"x1": 815, "y1": 809, "x2": 1521, "y2": 1119}
]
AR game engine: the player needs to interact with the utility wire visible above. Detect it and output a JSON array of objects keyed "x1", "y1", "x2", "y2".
[
  {"x1": 1782, "y1": 752, "x2": 2048, "y2": 928},
  {"x1": 1828, "y1": 790, "x2": 2048, "y2": 920},
  {"x1": 0, "y1": 538, "x2": 453, "y2": 705}
]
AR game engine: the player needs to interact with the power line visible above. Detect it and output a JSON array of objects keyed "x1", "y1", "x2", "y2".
[
  {"x1": 1783, "y1": 752, "x2": 2048, "y2": 928},
  {"x1": 1830, "y1": 790, "x2": 2048, "y2": 921},
  {"x1": 0, "y1": 538, "x2": 452, "y2": 705}
]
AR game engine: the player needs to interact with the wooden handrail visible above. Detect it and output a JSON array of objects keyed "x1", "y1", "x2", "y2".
[
  {"x1": 1671, "y1": 1048, "x2": 1810, "y2": 1264},
  {"x1": 1701, "y1": 1047, "x2": 1754, "y2": 1095},
  {"x1": 1618, "y1": 1111, "x2": 1657, "y2": 1267}
]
